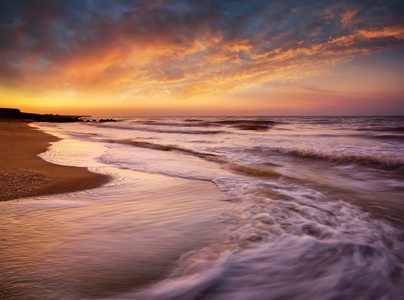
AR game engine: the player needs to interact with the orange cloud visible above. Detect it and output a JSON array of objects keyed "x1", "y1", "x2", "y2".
[{"x1": 1, "y1": 0, "x2": 403, "y2": 115}]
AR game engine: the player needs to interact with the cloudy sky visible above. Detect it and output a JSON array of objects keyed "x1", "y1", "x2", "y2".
[{"x1": 0, "y1": 0, "x2": 403, "y2": 116}]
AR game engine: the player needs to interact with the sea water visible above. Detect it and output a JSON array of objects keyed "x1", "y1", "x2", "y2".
[{"x1": 1, "y1": 116, "x2": 403, "y2": 299}]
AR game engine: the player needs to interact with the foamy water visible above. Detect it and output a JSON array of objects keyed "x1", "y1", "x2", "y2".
[{"x1": 1, "y1": 116, "x2": 403, "y2": 299}]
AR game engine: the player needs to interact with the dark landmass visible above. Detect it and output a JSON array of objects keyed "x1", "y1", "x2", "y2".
[
  {"x1": 0, "y1": 108, "x2": 83, "y2": 122},
  {"x1": 0, "y1": 108, "x2": 117, "y2": 123}
]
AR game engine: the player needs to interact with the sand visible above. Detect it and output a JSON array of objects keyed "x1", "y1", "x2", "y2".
[{"x1": 0, "y1": 119, "x2": 110, "y2": 201}]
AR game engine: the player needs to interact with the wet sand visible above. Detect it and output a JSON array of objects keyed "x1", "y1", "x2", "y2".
[
  {"x1": 0, "y1": 153, "x2": 229, "y2": 299},
  {"x1": 0, "y1": 119, "x2": 110, "y2": 201}
]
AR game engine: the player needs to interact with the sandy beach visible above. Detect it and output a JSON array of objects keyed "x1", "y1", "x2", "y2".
[
  {"x1": 0, "y1": 119, "x2": 229, "y2": 299},
  {"x1": 0, "y1": 119, "x2": 110, "y2": 201}
]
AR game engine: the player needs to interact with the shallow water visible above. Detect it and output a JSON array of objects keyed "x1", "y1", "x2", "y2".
[
  {"x1": 1, "y1": 116, "x2": 404, "y2": 299},
  {"x1": 0, "y1": 169, "x2": 228, "y2": 299}
]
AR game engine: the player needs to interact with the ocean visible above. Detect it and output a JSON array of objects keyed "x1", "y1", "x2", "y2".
[{"x1": 1, "y1": 116, "x2": 404, "y2": 299}]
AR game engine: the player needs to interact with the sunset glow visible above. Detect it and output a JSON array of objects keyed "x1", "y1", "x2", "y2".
[{"x1": 1, "y1": 0, "x2": 403, "y2": 116}]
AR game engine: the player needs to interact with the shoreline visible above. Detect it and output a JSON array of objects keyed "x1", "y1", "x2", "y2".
[{"x1": 0, "y1": 119, "x2": 111, "y2": 201}]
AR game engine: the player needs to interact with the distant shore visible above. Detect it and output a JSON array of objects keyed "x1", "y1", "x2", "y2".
[
  {"x1": 0, "y1": 108, "x2": 117, "y2": 123},
  {"x1": 0, "y1": 119, "x2": 110, "y2": 201},
  {"x1": 0, "y1": 107, "x2": 85, "y2": 122}
]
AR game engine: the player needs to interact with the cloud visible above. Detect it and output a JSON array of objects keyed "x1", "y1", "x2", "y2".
[{"x1": 0, "y1": 0, "x2": 403, "y2": 103}]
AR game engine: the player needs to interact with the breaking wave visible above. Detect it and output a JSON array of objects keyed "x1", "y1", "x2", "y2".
[
  {"x1": 123, "y1": 181, "x2": 404, "y2": 300},
  {"x1": 101, "y1": 139, "x2": 282, "y2": 179},
  {"x1": 122, "y1": 119, "x2": 278, "y2": 131},
  {"x1": 271, "y1": 147, "x2": 404, "y2": 170},
  {"x1": 94, "y1": 123, "x2": 225, "y2": 135}
]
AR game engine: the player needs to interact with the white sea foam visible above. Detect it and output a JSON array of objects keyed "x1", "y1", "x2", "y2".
[{"x1": 131, "y1": 180, "x2": 404, "y2": 300}]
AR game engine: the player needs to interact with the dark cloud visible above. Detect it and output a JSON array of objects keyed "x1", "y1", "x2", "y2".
[{"x1": 0, "y1": 0, "x2": 403, "y2": 96}]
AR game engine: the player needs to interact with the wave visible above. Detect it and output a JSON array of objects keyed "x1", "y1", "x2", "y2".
[
  {"x1": 94, "y1": 123, "x2": 225, "y2": 135},
  {"x1": 129, "y1": 118, "x2": 278, "y2": 131},
  {"x1": 105, "y1": 139, "x2": 281, "y2": 178},
  {"x1": 212, "y1": 119, "x2": 277, "y2": 131},
  {"x1": 372, "y1": 134, "x2": 404, "y2": 141},
  {"x1": 127, "y1": 180, "x2": 404, "y2": 300},
  {"x1": 272, "y1": 147, "x2": 404, "y2": 170},
  {"x1": 226, "y1": 162, "x2": 281, "y2": 177},
  {"x1": 142, "y1": 129, "x2": 225, "y2": 135},
  {"x1": 119, "y1": 140, "x2": 218, "y2": 158},
  {"x1": 294, "y1": 117, "x2": 344, "y2": 125},
  {"x1": 213, "y1": 120, "x2": 276, "y2": 125},
  {"x1": 184, "y1": 119, "x2": 204, "y2": 122},
  {"x1": 234, "y1": 124, "x2": 271, "y2": 131},
  {"x1": 358, "y1": 126, "x2": 404, "y2": 132},
  {"x1": 133, "y1": 120, "x2": 209, "y2": 127}
]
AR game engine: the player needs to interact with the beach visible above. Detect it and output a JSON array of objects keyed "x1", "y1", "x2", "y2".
[
  {"x1": 0, "y1": 118, "x2": 229, "y2": 299},
  {"x1": 1, "y1": 116, "x2": 404, "y2": 299},
  {"x1": 0, "y1": 119, "x2": 110, "y2": 201}
]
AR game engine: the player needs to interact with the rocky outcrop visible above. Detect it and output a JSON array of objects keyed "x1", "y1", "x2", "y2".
[{"x1": 0, "y1": 108, "x2": 83, "y2": 122}]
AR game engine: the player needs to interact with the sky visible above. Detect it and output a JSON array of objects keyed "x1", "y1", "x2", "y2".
[{"x1": 0, "y1": 0, "x2": 403, "y2": 116}]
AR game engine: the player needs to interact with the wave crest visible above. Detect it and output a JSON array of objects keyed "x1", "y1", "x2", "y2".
[
  {"x1": 107, "y1": 139, "x2": 282, "y2": 178},
  {"x1": 272, "y1": 147, "x2": 404, "y2": 170}
]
